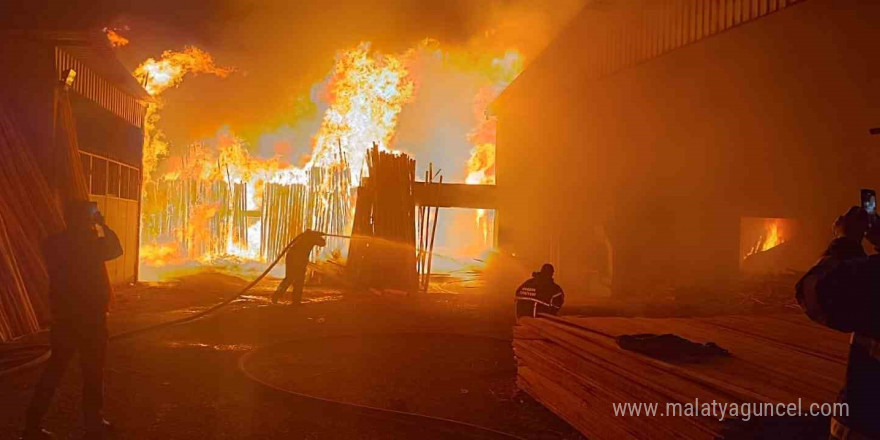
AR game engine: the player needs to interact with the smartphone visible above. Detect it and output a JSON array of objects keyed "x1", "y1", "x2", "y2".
[
  {"x1": 861, "y1": 189, "x2": 876, "y2": 226},
  {"x1": 87, "y1": 202, "x2": 100, "y2": 222}
]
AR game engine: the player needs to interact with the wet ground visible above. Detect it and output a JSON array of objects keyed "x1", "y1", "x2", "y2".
[{"x1": 0, "y1": 272, "x2": 584, "y2": 440}]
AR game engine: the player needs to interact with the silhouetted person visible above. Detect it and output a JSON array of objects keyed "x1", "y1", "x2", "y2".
[
  {"x1": 271, "y1": 230, "x2": 326, "y2": 305},
  {"x1": 22, "y1": 201, "x2": 122, "y2": 440},
  {"x1": 797, "y1": 206, "x2": 880, "y2": 439},
  {"x1": 515, "y1": 263, "x2": 564, "y2": 319}
]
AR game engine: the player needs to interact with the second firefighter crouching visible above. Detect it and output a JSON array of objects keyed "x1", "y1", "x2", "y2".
[{"x1": 515, "y1": 263, "x2": 565, "y2": 319}]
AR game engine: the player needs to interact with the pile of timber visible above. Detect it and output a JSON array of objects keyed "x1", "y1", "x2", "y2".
[
  {"x1": 141, "y1": 179, "x2": 230, "y2": 258},
  {"x1": 0, "y1": 104, "x2": 61, "y2": 341},
  {"x1": 347, "y1": 144, "x2": 418, "y2": 292},
  {"x1": 231, "y1": 182, "x2": 247, "y2": 249},
  {"x1": 308, "y1": 160, "x2": 352, "y2": 260},
  {"x1": 514, "y1": 313, "x2": 849, "y2": 439},
  {"x1": 0, "y1": 87, "x2": 101, "y2": 341},
  {"x1": 261, "y1": 182, "x2": 308, "y2": 262}
]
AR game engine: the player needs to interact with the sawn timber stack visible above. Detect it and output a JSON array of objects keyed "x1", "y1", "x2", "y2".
[{"x1": 513, "y1": 313, "x2": 849, "y2": 439}]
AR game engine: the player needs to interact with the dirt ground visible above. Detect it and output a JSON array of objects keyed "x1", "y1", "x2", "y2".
[{"x1": 0, "y1": 272, "x2": 585, "y2": 440}]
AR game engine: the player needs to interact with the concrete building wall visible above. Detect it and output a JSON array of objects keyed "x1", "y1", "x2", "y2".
[{"x1": 495, "y1": 0, "x2": 880, "y2": 298}]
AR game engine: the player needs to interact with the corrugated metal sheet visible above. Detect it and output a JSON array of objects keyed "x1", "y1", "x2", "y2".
[
  {"x1": 54, "y1": 46, "x2": 148, "y2": 128},
  {"x1": 564, "y1": 0, "x2": 804, "y2": 82}
]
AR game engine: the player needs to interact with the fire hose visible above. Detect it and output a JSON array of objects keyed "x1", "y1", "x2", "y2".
[
  {"x1": 238, "y1": 336, "x2": 524, "y2": 440},
  {"x1": 0, "y1": 232, "x2": 525, "y2": 439},
  {"x1": 0, "y1": 232, "x2": 312, "y2": 379}
]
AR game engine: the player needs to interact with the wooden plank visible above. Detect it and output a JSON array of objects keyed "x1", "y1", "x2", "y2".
[
  {"x1": 556, "y1": 316, "x2": 844, "y2": 404},
  {"x1": 522, "y1": 317, "x2": 765, "y2": 404},
  {"x1": 698, "y1": 315, "x2": 849, "y2": 361},
  {"x1": 514, "y1": 313, "x2": 849, "y2": 440},
  {"x1": 412, "y1": 182, "x2": 496, "y2": 209},
  {"x1": 516, "y1": 339, "x2": 722, "y2": 439}
]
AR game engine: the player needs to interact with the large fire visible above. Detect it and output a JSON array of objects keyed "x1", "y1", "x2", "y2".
[
  {"x1": 311, "y1": 42, "x2": 416, "y2": 182},
  {"x1": 133, "y1": 39, "x2": 524, "y2": 280},
  {"x1": 136, "y1": 47, "x2": 233, "y2": 183}
]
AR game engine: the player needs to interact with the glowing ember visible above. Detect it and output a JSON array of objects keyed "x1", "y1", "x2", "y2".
[{"x1": 103, "y1": 28, "x2": 129, "y2": 48}]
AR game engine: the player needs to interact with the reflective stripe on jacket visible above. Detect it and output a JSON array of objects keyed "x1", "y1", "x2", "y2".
[{"x1": 515, "y1": 276, "x2": 564, "y2": 318}]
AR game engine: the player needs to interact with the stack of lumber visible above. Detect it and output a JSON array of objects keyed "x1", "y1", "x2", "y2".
[
  {"x1": 0, "y1": 86, "x2": 102, "y2": 341},
  {"x1": 347, "y1": 144, "x2": 418, "y2": 292},
  {"x1": 308, "y1": 157, "x2": 352, "y2": 260},
  {"x1": 260, "y1": 182, "x2": 307, "y2": 262},
  {"x1": 0, "y1": 103, "x2": 62, "y2": 341},
  {"x1": 0, "y1": 212, "x2": 39, "y2": 341},
  {"x1": 231, "y1": 182, "x2": 248, "y2": 250},
  {"x1": 514, "y1": 313, "x2": 849, "y2": 439},
  {"x1": 50, "y1": 87, "x2": 90, "y2": 202},
  {"x1": 141, "y1": 178, "x2": 230, "y2": 258}
]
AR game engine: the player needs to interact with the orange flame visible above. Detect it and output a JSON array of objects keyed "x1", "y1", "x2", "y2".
[
  {"x1": 142, "y1": 103, "x2": 168, "y2": 183},
  {"x1": 138, "y1": 41, "x2": 525, "y2": 277},
  {"x1": 140, "y1": 242, "x2": 182, "y2": 266},
  {"x1": 136, "y1": 47, "x2": 233, "y2": 182},
  {"x1": 464, "y1": 50, "x2": 523, "y2": 245},
  {"x1": 746, "y1": 218, "x2": 787, "y2": 258},
  {"x1": 135, "y1": 46, "x2": 232, "y2": 96},
  {"x1": 103, "y1": 28, "x2": 129, "y2": 48},
  {"x1": 309, "y1": 42, "x2": 416, "y2": 183}
]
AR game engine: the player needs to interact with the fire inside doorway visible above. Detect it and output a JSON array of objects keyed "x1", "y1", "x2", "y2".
[{"x1": 740, "y1": 216, "x2": 802, "y2": 273}]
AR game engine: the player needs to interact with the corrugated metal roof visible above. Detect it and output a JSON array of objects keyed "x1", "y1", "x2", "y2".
[
  {"x1": 2, "y1": 29, "x2": 149, "y2": 101},
  {"x1": 493, "y1": 0, "x2": 805, "y2": 113},
  {"x1": 58, "y1": 43, "x2": 150, "y2": 101}
]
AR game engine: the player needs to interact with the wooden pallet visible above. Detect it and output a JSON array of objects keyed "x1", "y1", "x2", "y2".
[{"x1": 514, "y1": 313, "x2": 849, "y2": 439}]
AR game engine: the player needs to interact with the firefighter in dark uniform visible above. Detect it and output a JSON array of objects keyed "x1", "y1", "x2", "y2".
[
  {"x1": 271, "y1": 230, "x2": 326, "y2": 305},
  {"x1": 22, "y1": 201, "x2": 122, "y2": 440},
  {"x1": 515, "y1": 263, "x2": 565, "y2": 319},
  {"x1": 796, "y1": 207, "x2": 880, "y2": 439}
]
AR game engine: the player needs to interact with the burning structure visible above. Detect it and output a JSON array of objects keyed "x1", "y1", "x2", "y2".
[
  {"x1": 492, "y1": 0, "x2": 880, "y2": 297},
  {"x1": 136, "y1": 43, "x2": 415, "y2": 277},
  {"x1": 0, "y1": 30, "x2": 149, "y2": 339},
  {"x1": 136, "y1": 40, "x2": 522, "y2": 280}
]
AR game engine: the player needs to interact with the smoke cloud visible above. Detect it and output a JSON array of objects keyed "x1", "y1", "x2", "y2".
[{"x1": 102, "y1": 0, "x2": 585, "y2": 164}]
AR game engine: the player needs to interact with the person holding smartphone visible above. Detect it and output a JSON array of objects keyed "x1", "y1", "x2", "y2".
[
  {"x1": 796, "y1": 205, "x2": 880, "y2": 439},
  {"x1": 22, "y1": 201, "x2": 122, "y2": 440}
]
